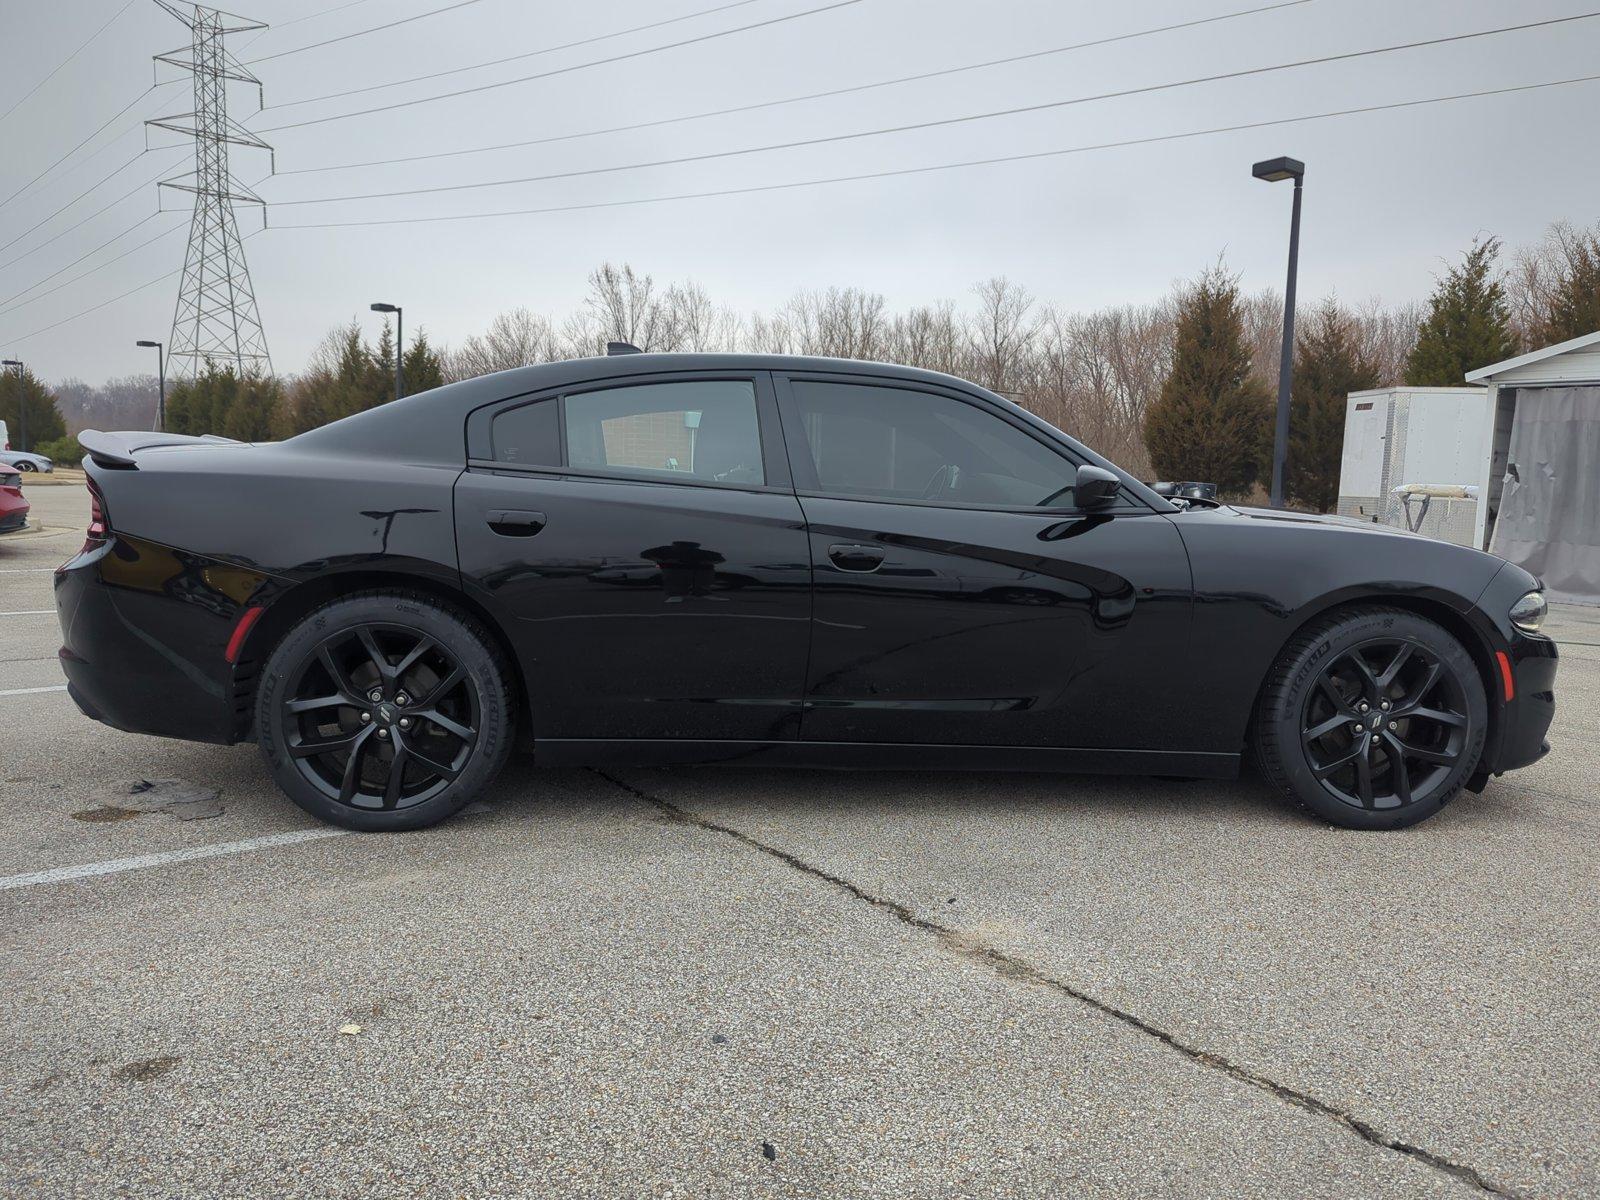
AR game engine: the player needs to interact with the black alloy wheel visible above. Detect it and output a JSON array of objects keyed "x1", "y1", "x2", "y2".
[
  {"x1": 284, "y1": 623, "x2": 479, "y2": 811},
  {"x1": 1255, "y1": 607, "x2": 1487, "y2": 830},
  {"x1": 257, "y1": 591, "x2": 513, "y2": 831},
  {"x1": 1300, "y1": 639, "x2": 1469, "y2": 812}
]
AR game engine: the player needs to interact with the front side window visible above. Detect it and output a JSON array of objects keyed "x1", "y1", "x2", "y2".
[
  {"x1": 564, "y1": 380, "x2": 764, "y2": 485},
  {"x1": 788, "y1": 381, "x2": 1076, "y2": 507}
]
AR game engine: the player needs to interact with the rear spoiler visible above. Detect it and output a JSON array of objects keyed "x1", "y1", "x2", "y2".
[{"x1": 78, "y1": 429, "x2": 238, "y2": 469}]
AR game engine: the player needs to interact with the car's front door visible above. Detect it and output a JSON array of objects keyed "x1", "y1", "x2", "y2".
[
  {"x1": 775, "y1": 374, "x2": 1193, "y2": 751},
  {"x1": 455, "y1": 371, "x2": 812, "y2": 744}
]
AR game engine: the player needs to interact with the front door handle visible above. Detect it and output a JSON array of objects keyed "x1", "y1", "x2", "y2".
[
  {"x1": 487, "y1": 509, "x2": 546, "y2": 537},
  {"x1": 828, "y1": 543, "x2": 885, "y2": 572}
]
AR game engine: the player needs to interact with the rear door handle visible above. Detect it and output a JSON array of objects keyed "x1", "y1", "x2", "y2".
[
  {"x1": 487, "y1": 509, "x2": 546, "y2": 537},
  {"x1": 827, "y1": 543, "x2": 885, "y2": 572}
]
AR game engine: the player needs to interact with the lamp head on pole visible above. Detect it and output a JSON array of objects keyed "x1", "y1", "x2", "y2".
[
  {"x1": 136, "y1": 340, "x2": 161, "y2": 349},
  {"x1": 370, "y1": 302, "x2": 400, "y2": 315},
  {"x1": 1, "y1": 359, "x2": 21, "y2": 368},
  {"x1": 1252, "y1": 156, "x2": 1305, "y2": 184}
]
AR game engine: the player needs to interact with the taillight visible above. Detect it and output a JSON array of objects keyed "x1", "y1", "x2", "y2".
[{"x1": 83, "y1": 482, "x2": 109, "y2": 552}]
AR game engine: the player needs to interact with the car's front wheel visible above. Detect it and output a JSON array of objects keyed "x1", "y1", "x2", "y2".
[
  {"x1": 1254, "y1": 606, "x2": 1487, "y2": 830},
  {"x1": 256, "y1": 591, "x2": 514, "y2": 831},
  {"x1": 16, "y1": 460, "x2": 36, "y2": 471}
]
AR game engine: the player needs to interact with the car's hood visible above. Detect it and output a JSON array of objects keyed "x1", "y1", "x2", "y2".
[{"x1": 1214, "y1": 503, "x2": 1427, "y2": 537}]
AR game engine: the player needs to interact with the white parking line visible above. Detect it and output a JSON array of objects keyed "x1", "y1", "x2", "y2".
[
  {"x1": 0, "y1": 610, "x2": 54, "y2": 616},
  {"x1": 0, "y1": 828, "x2": 349, "y2": 891},
  {"x1": 0, "y1": 685, "x2": 67, "y2": 697}
]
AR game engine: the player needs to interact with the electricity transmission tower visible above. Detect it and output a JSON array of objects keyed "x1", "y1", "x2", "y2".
[{"x1": 147, "y1": 2, "x2": 273, "y2": 380}]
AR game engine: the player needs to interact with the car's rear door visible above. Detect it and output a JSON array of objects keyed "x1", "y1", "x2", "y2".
[
  {"x1": 774, "y1": 372, "x2": 1192, "y2": 752},
  {"x1": 454, "y1": 370, "x2": 812, "y2": 744}
]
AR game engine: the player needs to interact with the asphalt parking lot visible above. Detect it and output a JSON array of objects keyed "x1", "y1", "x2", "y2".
[{"x1": 2, "y1": 483, "x2": 1596, "y2": 1199}]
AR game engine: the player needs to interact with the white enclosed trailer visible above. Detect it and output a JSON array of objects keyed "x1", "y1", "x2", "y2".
[{"x1": 1336, "y1": 387, "x2": 1490, "y2": 545}]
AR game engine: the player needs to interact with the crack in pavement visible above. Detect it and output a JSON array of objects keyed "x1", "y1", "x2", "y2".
[{"x1": 596, "y1": 769, "x2": 1520, "y2": 1199}]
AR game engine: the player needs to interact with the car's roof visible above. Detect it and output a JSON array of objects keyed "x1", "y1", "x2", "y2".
[
  {"x1": 291, "y1": 353, "x2": 1000, "y2": 461},
  {"x1": 174, "y1": 352, "x2": 1170, "y2": 510}
]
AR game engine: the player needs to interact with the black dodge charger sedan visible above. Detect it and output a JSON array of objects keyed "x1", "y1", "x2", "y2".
[{"x1": 55, "y1": 352, "x2": 1556, "y2": 832}]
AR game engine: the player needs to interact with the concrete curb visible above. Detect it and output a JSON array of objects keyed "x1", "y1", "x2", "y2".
[{"x1": 0, "y1": 521, "x2": 65, "y2": 540}]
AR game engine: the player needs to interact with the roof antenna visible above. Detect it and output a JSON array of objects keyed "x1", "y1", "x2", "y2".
[{"x1": 606, "y1": 341, "x2": 643, "y2": 356}]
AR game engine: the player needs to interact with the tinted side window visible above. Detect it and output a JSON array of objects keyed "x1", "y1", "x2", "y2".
[
  {"x1": 564, "y1": 380, "x2": 764, "y2": 485},
  {"x1": 492, "y1": 398, "x2": 559, "y2": 465},
  {"x1": 788, "y1": 381, "x2": 1075, "y2": 506}
]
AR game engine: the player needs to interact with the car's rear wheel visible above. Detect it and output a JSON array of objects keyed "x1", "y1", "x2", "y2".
[
  {"x1": 1254, "y1": 607, "x2": 1487, "y2": 830},
  {"x1": 256, "y1": 591, "x2": 514, "y2": 831}
]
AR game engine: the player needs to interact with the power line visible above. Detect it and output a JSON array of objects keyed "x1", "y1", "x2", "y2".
[
  {"x1": 274, "y1": 0, "x2": 1315, "y2": 176},
  {"x1": 0, "y1": 85, "x2": 175, "y2": 212},
  {"x1": 0, "y1": 228, "x2": 263, "y2": 348},
  {"x1": 254, "y1": 0, "x2": 867, "y2": 132},
  {"x1": 0, "y1": 0, "x2": 138, "y2": 125},
  {"x1": 232, "y1": 0, "x2": 383, "y2": 56},
  {"x1": 0, "y1": 217, "x2": 184, "y2": 319},
  {"x1": 243, "y1": 0, "x2": 492, "y2": 65},
  {"x1": 7, "y1": 73, "x2": 1591, "y2": 352},
  {"x1": 2, "y1": 89, "x2": 176, "y2": 214},
  {"x1": 0, "y1": 152, "x2": 183, "y2": 275},
  {"x1": 268, "y1": 0, "x2": 771, "y2": 111},
  {"x1": 254, "y1": 0, "x2": 383, "y2": 36},
  {"x1": 269, "y1": 10, "x2": 1600, "y2": 210},
  {"x1": 268, "y1": 72, "x2": 1600, "y2": 232},
  {"x1": 0, "y1": 149, "x2": 153, "y2": 258}
]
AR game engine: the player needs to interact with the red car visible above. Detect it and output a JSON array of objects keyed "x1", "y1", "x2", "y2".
[{"x1": 0, "y1": 465, "x2": 28, "y2": 535}]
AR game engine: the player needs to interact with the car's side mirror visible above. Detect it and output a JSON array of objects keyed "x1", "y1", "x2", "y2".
[{"x1": 1074, "y1": 464, "x2": 1121, "y2": 509}]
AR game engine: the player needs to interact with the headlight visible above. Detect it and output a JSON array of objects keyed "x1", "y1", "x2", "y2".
[{"x1": 1509, "y1": 590, "x2": 1547, "y2": 634}]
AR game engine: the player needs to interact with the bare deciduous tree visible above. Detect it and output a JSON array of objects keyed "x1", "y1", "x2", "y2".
[
  {"x1": 586, "y1": 262, "x2": 668, "y2": 350},
  {"x1": 967, "y1": 276, "x2": 1034, "y2": 394},
  {"x1": 1349, "y1": 296, "x2": 1422, "y2": 387},
  {"x1": 659, "y1": 281, "x2": 743, "y2": 353},
  {"x1": 446, "y1": 307, "x2": 560, "y2": 382}
]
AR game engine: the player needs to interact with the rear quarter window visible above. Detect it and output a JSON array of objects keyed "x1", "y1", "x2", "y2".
[{"x1": 491, "y1": 398, "x2": 559, "y2": 466}]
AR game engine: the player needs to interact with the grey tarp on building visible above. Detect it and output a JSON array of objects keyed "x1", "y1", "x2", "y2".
[{"x1": 1488, "y1": 386, "x2": 1600, "y2": 604}]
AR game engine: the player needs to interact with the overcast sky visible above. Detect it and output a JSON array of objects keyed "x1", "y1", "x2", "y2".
[{"x1": 2, "y1": 0, "x2": 1597, "y2": 384}]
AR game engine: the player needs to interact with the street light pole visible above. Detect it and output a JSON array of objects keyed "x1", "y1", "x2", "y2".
[
  {"x1": 136, "y1": 340, "x2": 165, "y2": 431},
  {"x1": 370, "y1": 302, "x2": 403, "y2": 402},
  {"x1": 1253, "y1": 155, "x2": 1305, "y2": 510},
  {"x1": 1, "y1": 359, "x2": 24, "y2": 451}
]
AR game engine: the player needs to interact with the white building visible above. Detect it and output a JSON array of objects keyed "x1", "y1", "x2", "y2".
[{"x1": 1467, "y1": 330, "x2": 1600, "y2": 604}]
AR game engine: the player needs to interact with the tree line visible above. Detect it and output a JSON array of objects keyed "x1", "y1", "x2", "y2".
[{"x1": 17, "y1": 218, "x2": 1599, "y2": 506}]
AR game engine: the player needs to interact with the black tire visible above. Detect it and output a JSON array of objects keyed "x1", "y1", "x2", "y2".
[
  {"x1": 1253, "y1": 606, "x2": 1486, "y2": 830},
  {"x1": 17, "y1": 460, "x2": 36, "y2": 471},
  {"x1": 256, "y1": 590, "x2": 514, "y2": 831}
]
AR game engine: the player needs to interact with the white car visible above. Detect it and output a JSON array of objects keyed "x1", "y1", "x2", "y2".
[{"x1": 0, "y1": 449, "x2": 52, "y2": 473}]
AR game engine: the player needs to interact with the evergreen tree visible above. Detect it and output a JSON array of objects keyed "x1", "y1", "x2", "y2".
[
  {"x1": 332, "y1": 324, "x2": 381, "y2": 417},
  {"x1": 164, "y1": 365, "x2": 236, "y2": 435},
  {"x1": 1143, "y1": 265, "x2": 1273, "y2": 495},
  {"x1": 370, "y1": 319, "x2": 397, "y2": 405},
  {"x1": 1405, "y1": 237, "x2": 1518, "y2": 384},
  {"x1": 221, "y1": 373, "x2": 284, "y2": 441},
  {"x1": 0, "y1": 364, "x2": 66, "y2": 451},
  {"x1": 402, "y1": 330, "x2": 445, "y2": 395},
  {"x1": 161, "y1": 376, "x2": 199, "y2": 434},
  {"x1": 1535, "y1": 226, "x2": 1600, "y2": 346},
  {"x1": 1287, "y1": 302, "x2": 1379, "y2": 512}
]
